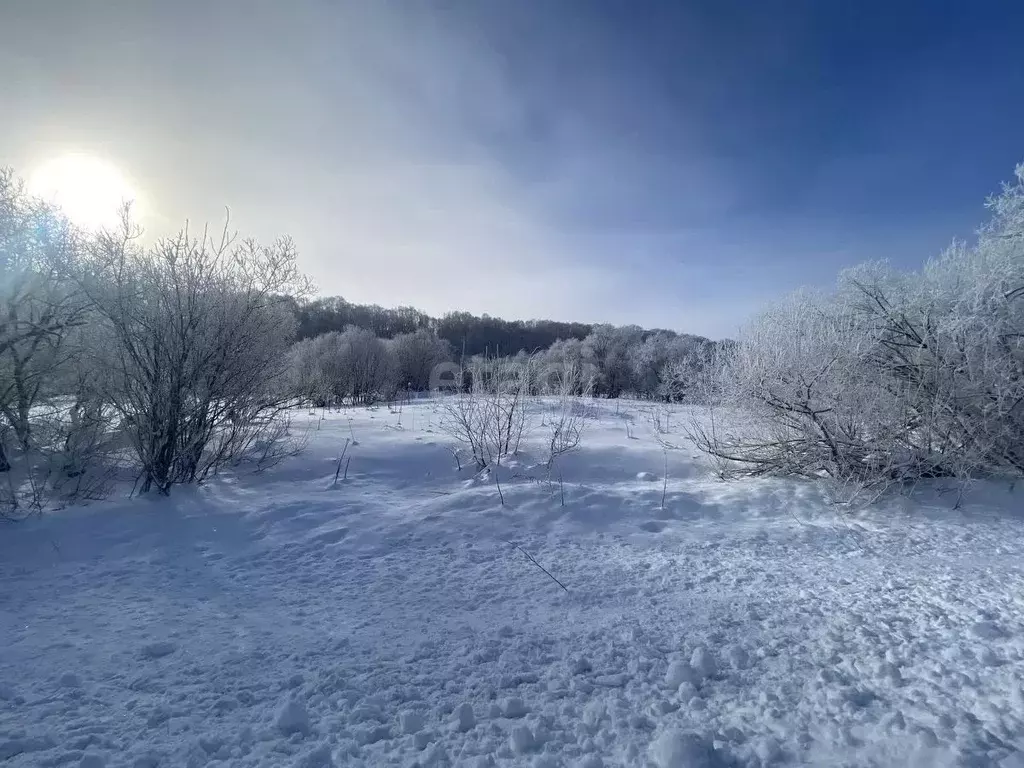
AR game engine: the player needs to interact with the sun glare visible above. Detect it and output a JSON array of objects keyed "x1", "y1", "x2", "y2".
[{"x1": 28, "y1": 153, "x2": 137, "y2": 230}]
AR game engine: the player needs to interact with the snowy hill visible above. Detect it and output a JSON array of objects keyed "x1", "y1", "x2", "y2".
[{"x1": 2, "y1": 401, "x2": 1023, "y2": 767}]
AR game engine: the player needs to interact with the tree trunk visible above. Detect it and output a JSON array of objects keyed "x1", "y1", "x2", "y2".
[
  {"x1": 7, "y1": 353, "x2": 34, "y2": 450},
  {"x1": 15, "y1": 394, "x2": 31, "y2": 450},
  {"x1": 0, "y1": 438, "x2": 10, "y2": 473}
]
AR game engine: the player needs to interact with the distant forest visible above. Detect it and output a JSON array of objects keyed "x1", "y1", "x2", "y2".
[{"x1": 288, "y1": 295, "x2": 703, "y2": 359}]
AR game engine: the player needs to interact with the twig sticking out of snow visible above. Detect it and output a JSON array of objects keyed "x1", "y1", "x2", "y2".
[
  {"x1": 495, "y1": 454, "x2": 505, "y2": 506},
  {"x1": 662, "y1": 450, "x2": 668, "y2": 511},
  {"x1": 505, "y1": 540, "x2": 569, "y2": 593},
  {"x1": 333, "y1": 438, "x2": 350, "y2": 487}
]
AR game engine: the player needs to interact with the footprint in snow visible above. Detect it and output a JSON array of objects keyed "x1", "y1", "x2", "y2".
[
  {"x1": 640, "y1": 521, "x2": 667, "y2": 533},
  {"x1": 312, "y1": 527, "x2": 349, "y2": 545},
  {"x1": 140, "y1": 641, "x2": 178, "y2": 660}
]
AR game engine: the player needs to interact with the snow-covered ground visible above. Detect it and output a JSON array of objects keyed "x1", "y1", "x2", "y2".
[{"x1": 2, "y1": 400, "x2": 1024, "y2": 768}]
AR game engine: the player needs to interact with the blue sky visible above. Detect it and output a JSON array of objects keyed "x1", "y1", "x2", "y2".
[{"x1": 2, "y1": 1, "x2": 1023, "y2": 338}]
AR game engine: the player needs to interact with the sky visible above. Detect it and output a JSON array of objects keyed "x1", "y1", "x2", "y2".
[{"x1": 2, "y1": 0, "x2": 1023, "y2": 339}]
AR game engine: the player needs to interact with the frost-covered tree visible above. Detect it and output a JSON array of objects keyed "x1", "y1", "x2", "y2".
[
  {"x1": 539, "y1": 338, "x2": 596, "y2": 395},
  {"x1": 335, "y1": 326, "x2": 399, "y2": 404},
  {"x1": 627, "y1": 332, "x2": 709, "y2": 400},
  {"x1": 389, "y1": 328, "x2": 453, "y2": 392},
  {"x1": 288, "y1": 335, "x2": 329, "y2": 407},
  {"x1": 289, "y1": 327, "x2": 399, "y2": 406},
  {"x1": 0, "y1": 170, "x2": 134, "y2": 514},
  {"x1": 582, "y1": 325, "x2": 643, "y2": 398},
  {"x1": 627, "y1": 332, "x2": 672, "y2": 398},
  {"x1": 657, "y1": 341, "x2": 723, "y2": 403},
  {"x1": 0, "y1": 168, "x2": 90, "y2": 476}
]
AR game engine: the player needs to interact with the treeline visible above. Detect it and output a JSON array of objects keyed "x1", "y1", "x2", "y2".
[
  {"x1": 291, "y1": 294, "x2": 692, "y2": 359},
  {"x1": 287, "y1": 321, "x2": 718, "y2": 406},
  {"x1": 285, "y1": 294, "x2": 720, "y2": 406}
]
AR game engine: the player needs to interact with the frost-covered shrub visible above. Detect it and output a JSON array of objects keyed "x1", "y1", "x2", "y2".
[
  {"x1": 290, "y1": 327, "x2": 399, "y2": 407},
  {"x1": 84, "y1": 214, "x2": 308, "y2": 494},
  {"x1": 544, "y1": 361, "x2": 592, "y2": 468},
  {"x1": 439, "y1": 355, "x2": 533, "y2": 470},
  {"x1": 689, "y1": 290, "x2": 911, "y2": 490},
  {"x1": 693, "y1": 163, "x2": 1024, "y2": 497}
]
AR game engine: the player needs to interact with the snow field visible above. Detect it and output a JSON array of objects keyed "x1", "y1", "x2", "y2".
[{"x1": 2, "y1": 400, "x2": 1024, "y2": 767}]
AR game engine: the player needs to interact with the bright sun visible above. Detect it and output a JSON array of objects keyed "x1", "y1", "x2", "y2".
[{"x1": 28, "y1": 153, "x2": 137, "y2": 230}]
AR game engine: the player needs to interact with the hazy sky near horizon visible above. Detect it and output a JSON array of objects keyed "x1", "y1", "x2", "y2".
[{"x1": 3, "y1": 1, "x2": 1023, "y2": 339}]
